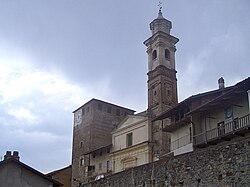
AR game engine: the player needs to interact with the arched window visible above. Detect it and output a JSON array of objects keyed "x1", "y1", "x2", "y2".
[
  {"x1": 152, "y1": 50, "x2": 157, "y2": 60},
  {"x1": 165, "y1": 49, "x2": 170, "y2": 59}
]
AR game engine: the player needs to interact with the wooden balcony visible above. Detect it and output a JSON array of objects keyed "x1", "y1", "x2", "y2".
[{"x1": 193, "y1": 113, "x2": 250, "y2": 147}]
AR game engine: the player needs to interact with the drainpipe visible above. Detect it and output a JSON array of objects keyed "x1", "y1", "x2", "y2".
[{"x1": 247, "y1": 90, "x2": 250, "y2": 112}]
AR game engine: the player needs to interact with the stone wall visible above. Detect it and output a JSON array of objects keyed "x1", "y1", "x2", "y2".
[{"x1": 80, "y1": 136, "x2": 250, "y2": 187}]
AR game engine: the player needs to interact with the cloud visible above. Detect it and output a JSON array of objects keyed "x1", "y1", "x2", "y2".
[
  {"x1": 8, "y1": 107, "x2": 36, "y2": 122},
  {"x1": 0, "y1": 42, "x2": 112, "y2": 171}
]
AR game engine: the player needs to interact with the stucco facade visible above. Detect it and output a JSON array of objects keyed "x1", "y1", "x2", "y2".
[{"x1": 111, "y1": 115, "x2": 152, "y2": 173}]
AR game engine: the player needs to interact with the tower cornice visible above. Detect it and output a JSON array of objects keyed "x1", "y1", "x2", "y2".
[
  {"x1": 147, "y1": 65, "x2": 177, "y2": 82},
  {"x1": 144, "y1": 31, "x2": 179, "y2": 47}
]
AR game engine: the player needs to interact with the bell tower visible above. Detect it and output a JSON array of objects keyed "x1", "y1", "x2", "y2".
[
  {"x1": 144, "y1": 8, "x2": 179, "y2": 118},
  {"x1": 144, "y1": 8, "x2": 179, "y2": 158}
]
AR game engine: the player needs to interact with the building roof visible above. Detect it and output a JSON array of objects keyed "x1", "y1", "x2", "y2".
[
  {"x1": 153, "y1": 77, "x2": 250, "y2": 121},
  {"x1": 0, "y1": 158, "x2": 62, "y2": 187},
  {"x1": 112, "y1": 115, "x2": 148, "y2": 134},
  {"x1": 187, "y1": 77, "x2": 250, "y2": 115},
  {"x1": 46, "y1": 165, "x2": 71, "y2": 176},
  {"x1": 72, "y1": 98, "x2": 135, "y2": 113}
]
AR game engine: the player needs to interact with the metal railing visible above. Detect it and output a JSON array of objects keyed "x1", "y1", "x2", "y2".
[
  {"x1": 171, "y1": 134, "x2": 191, "y2": 151},
  {"x1": 193, "y1": 113, "x2": 250, "y2": 146}
]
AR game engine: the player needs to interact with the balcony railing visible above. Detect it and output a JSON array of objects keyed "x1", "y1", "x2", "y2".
[
  {"x1": 171, "y1": 134, "x2": 191, "y2": 151},
  {"x1": 193, "y1": 113, "x2": 250, "y2": 146}
]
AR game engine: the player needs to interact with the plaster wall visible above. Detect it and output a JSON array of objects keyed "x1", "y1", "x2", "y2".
[
  {"x1": 0, "y1": 162, "x2": 53, "y2": 187},
  {"x1": 171, "y1": 124, "x2": 191, "y2": 142},
  {"x1": 113, "y1": 120, "x2": 149, "y2": 151},
  {"x1": 170, "y1": 124, "x2": 193, "y2": 155}
]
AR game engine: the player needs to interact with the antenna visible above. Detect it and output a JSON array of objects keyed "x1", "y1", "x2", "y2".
[{"x1": 158, "y1": 1, "x2": 163, "y2": 11}]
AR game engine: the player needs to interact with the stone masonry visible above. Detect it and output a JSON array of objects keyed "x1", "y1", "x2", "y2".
[{"x1": 80, "y1": 136, "x2": 250, "y2": 187}]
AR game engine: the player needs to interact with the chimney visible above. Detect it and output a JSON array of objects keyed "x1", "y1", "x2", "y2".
[
  {"x1": 4, "y1": 151, "x2": 20, "y2": 161},
  {"x1": 218, "y1": 77, "x2": 225, "y2": 89},
  {"x1": 4, "y1": 151, "x2": 11, "y2": 160},
  {"x1": 13, "y1": 151, "x2": 20, "y2": 161}
]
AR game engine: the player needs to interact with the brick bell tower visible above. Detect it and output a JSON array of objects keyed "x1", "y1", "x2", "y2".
[
  {"x1": 144, "y1": 8, "x2": 179, "y2": 158},
  {"x1": 144, "y1": 8, "x2": 179, "y2": 118}
]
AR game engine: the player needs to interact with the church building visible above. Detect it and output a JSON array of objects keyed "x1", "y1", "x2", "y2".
[{"x1": 71, "y1": 8, "x2": 179, "y2": 186}]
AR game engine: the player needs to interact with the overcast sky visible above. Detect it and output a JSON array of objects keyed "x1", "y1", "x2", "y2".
[{"x1": 0, "y1": 0, "x2": 249, "y2": 173}]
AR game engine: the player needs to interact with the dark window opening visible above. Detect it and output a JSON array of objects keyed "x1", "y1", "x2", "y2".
[
  {"x1": 189, "y1": 127, "x2": 192, "y2": 142},
  {"x1": 87, "y1": 107, "x2": 90, "y2": 112},
  {"x1": 80, "y1": 158, "x2": 84, "y2": 166},
  {"x1": 165, "y1": 49, "x2": 170, "y2": 59},
  {"x1": 107, "y1": 161, "x2": 110, "y2": 172},
  {"x1": 152, "y1": 50, "x2": 157, "y2": 60},
  {"x1": 127, "y1": 133, "x2": 133, "y2": 147},
  {"x1": 82, "y1": 108, "x2": 85, "y2": 115}
]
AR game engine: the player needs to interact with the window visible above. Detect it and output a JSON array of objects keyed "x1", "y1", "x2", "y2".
[
  {"x1": 107, "y1": 161, "x2": 110, "y2": 172},
  {"x1": 126, "y1": 133, "x2": 133, "y2": 147},
  {"x1": 165, "y1": 49, "x2": 170, "y2": 59},
  {"x1": 116, "y1": 109, "x2": 120, "y2": 116},
  {"x1": 82, "y1": 108, "x2": 85, "y2": 115},
  {"x1": 224, "y1": 106, "x2": 232, "y2": 119},
  {"x1": 107, "y1": 106, "x2": 112, "y2": 113},
  {"x1": 80, "y1": 158, "x2": 84, "y2": 166},
  {"x1": 87, "y1": 107, "x2": 90, "y2": 113},
  {"x1": 152, "y1": 50, "x2": 157, "y2": 60},
  {"x1": 98, "y1": 103, "x2": 102, "y2": 111},
  {"x1": 80, "y1": 141, "x2": 83, "y2": 148}
]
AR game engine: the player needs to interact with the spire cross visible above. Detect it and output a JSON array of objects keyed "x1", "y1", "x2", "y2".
[{"x1": 158, "y1": 1, "x2": 162, "y2": 11}]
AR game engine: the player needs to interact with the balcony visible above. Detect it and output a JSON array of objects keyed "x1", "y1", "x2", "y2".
[
  {"x1": 193, "y1": 113, "x2": 250, "y2": 147},
  {"x1": 171, "y1": 134, "x2": 191, "y2": 151}
]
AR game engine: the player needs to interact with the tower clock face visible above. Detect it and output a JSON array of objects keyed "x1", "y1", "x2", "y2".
[{"x1": 75, "y1": 109, "x2": 82, "y2": 126}]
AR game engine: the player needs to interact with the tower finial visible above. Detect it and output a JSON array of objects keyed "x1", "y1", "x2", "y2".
[{"x1": 158, "y1": 1, "x2": 163, "y2": 11}]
